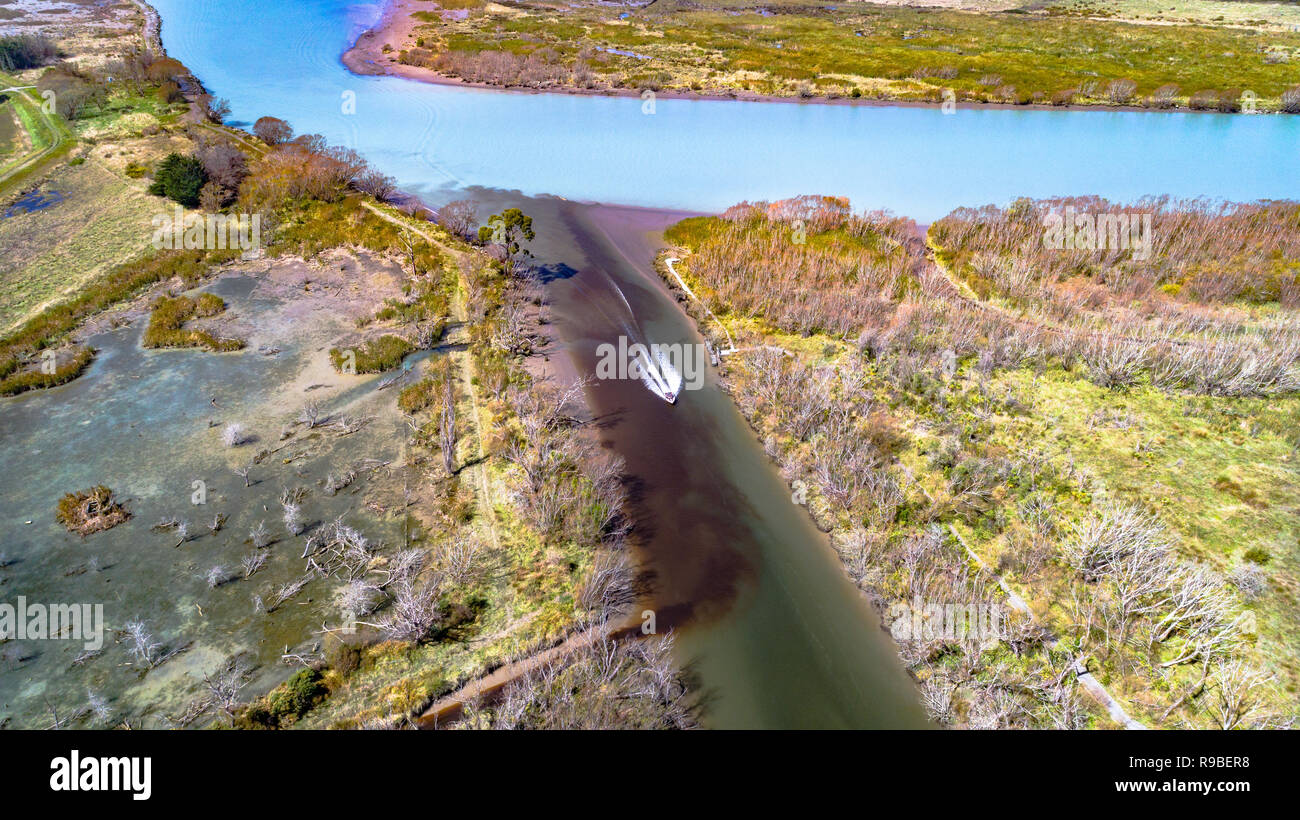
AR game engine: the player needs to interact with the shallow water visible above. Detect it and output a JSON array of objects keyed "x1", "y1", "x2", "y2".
[
  {"x1": 150, "y1": 0, "x2": 1300, "y2": 221},
  {"x1": 0, "y1": 272, "x2": 416, "y2": 727}
]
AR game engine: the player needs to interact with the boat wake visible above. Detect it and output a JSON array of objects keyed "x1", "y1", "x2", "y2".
[
  {"x1": 636, "y1": 344, "x2": 682, "y2": 404},
  {"x1": 577, "y1": 270, "x2": 684, "y2": 404}
]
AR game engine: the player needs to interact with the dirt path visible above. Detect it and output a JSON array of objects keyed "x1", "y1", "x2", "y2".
[
  {"x1": 415, "y1": 622, "x2": 610, "y2": 727},
  {"x1": 358, "y1": 201, "x2": 501, "y2": 552},
  {"x1": 0, "y1": 71, "x2": 76, "y2": 199}
]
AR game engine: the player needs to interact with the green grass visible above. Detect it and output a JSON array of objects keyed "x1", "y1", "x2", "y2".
[
  {"x1": 142, "y1": 292, "x2": 244, "y2": 352},
  {"x1": 329, "y1": 334, "x2": 416, "y2": 374},
  {"x1": 0, "y1": 69, "x2": 76, "y2": 198},
  {"x1": 408, "y1": 1, "x2": 1300, "y2": 108}
]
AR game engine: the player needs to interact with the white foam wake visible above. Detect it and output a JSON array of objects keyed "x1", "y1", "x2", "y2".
[{"x1": 637, "y1": 345, "x2": 683, "y2": 404}]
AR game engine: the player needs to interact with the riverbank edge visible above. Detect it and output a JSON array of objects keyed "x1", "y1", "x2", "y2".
[{"x1": 339, "y1": 0, "x2": 1289, "y2": 118}]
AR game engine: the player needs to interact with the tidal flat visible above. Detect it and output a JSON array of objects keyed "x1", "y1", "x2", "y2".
[{"x1": 0, "y1": 254, "x2": 424, "y2": 728}]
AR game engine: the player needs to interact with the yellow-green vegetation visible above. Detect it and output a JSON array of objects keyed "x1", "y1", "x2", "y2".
[
  {"x1": 55, "y1": 485, "x2": 131, "y2": 536},
  {"x1": 393, "y1": 0, "x2": 1300, "y2": 110},
  {"x1": 664, "y1": 197, "x2": 1299, "y2": 728},
  {"x1": 328, "y1": 334, "x2": 415, "y2": 374},
  {"x1": 0, "y1": 155, "x2": 180, "y2": 332},
  {"x1": 142, "y1": 292, "x2": 243, "y2": 351},
  {"x1": 0, "y1": 247, "x2": 239, "y2": 395}
]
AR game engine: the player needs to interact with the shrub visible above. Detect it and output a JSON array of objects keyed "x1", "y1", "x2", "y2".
[
  {"x1": 148, "y1": 154, "x2": 207, "y2": 207},
  {"x1": 1243, "y1": 546, "x2": 1271, "y2": 565},
  {"x1": 329, "y1": 335, "x2": 414, "y2": 374},
  {"x1": 266, "y1": 669, "x2": 326, "y2": 723},
  {"x1": 326, "y1": 642, "x2": 362, "y2": 675},
  {"x1": 398, "y1": 378, "x2": 438, "y2": 413},
  {"x1": 143, "y1": 294, "x2": 244, "y2": 351},
  {"x1": 1217, "y1": 88, "x2": 1243, "y2": 113},
  {"x1": 1050, "y1": 88, "x2": 1077, "y2": 106},
  {"x1": 0, "y1": 346, "x2": 94, "y2": 396},
  {"x1": 56, "y1": 486, "x2": 130, "y2": 535},
  {"x1": 0, "y1": 34, "x2": 57, "y2": 71},
  {"x1": 155, "y1": 80, "x2": 183, "y2": 103},
  {"x1": 1105, "y1": 78, "x2": 1137, "y2": 104},
  {"x1": 1282, "y1": 86, "x2": 1300, "y2": 114},
  {"x1": 1188, "y1": 90, "x2": 1219, "y2": 110},
  {"x1": 252, "y1": 116, "x2": 293, "y2": 145},
  {"x1": 1149, "y1": 84, "x2": 1179, "y2": 109}
]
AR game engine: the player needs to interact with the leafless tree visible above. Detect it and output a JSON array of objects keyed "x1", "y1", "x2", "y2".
[
  {"x1": 298, "y1": 401, "x2": 323, "y2": 429},
  {"x1": 202, "y1": 657, "x2": 250, "y2": 724},
  {"x1": 579, "y1": 549, "x2": 636, "y2": 620},
  {"x1": 438, "y1": 534, "x2": 483, "y2": 588},
  {"x1": 205, "y1": 566, "x2": 227, "y2": 589},
  {"x1": 438, "y1": 199, "x2": 477, "y2": 239},
  {"x1": 234, "y1": 465, "x2": 252, "y2": 487},
  {"x1": 250, "y1": 521, "x2": 271, "y2": 549},
  {"x1": 439, "y1": 377, "x2": 458, "y2": 475},
  {"x1": 266, "y1": 575, "x2": 311, "y2": 612},
  {"x1": 374, "y1": 576, "x2": 442, "y2": 642},
  {"x1": 222, "y1": 423, "x2": 248, "y2": 447},
  {"x1": 86, "y1": 690, "x2": 112, "y2": 724},
  {"x1": 240, "y1": 551, "x2": 267, "y2": 578},
  {"x1": 124, "y1": 620, "x2": 161, "y2": 668},
  {"x1": 282, "y1": 502, "x2": 304, "y2": 536},
  {"x1": 1208, "y1": 661, "x2": 1273, "y2": 730},
  {"x1": 340, "y1": 579, "x2": 383, "y2": 619}
]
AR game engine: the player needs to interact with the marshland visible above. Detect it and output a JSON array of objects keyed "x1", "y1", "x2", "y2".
[{"x1": 1, "y1": 0, "x2": 1297, "y2": 731}]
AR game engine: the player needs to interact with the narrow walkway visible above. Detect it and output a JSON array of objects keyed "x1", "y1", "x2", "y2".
[
  {"x1": 663, "y1": 256, "x2": 738, "y2": 353},
  {"x1": 416, "y1": 622, "x2": 610, "y2": 727},
  {"x1": 360, "y1": 200, "x2": 500, "y2": 552}
]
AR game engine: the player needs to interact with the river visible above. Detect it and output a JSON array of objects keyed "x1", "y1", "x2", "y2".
[{"x1": 151, "y1": 0, "x2": 1300, "y2": 223}]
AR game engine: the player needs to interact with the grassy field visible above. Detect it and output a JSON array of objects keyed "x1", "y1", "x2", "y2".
[
  {"x1": 392, "y1": 0, "x2": 1300, "y2": 109},
  {"x1": 0, "y1": 99, "x2": 25, "y2": 161},
  {"x1": 0, "y1": 140, "x2": 184, "y2": 332}
]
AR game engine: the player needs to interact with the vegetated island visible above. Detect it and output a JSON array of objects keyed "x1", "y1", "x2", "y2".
[{"x1": 343, "y1": 0, "x2": 1300, "y2": 114}]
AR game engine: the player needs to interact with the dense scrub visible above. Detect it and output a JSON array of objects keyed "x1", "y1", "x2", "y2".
[
  {"x1": 0, "y1": 35, "x2": 57, "y2": 71},
  {"x1": 666, "y1": 196, "x2": 1300, "y2": 729}
]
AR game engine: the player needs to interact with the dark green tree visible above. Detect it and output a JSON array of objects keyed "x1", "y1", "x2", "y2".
[
  {"x1": 147, "y1": 153, "x2": 207, "y2": 207},
  {"x1": 477, "y1": 208, "x2": 535, "y2": 275}
]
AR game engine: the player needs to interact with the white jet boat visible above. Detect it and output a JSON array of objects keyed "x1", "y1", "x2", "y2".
[{"x1": 636, "y1": 344, "x2": 682, "y2": 405}]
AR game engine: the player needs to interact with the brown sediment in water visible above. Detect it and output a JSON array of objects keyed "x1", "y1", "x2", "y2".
[{"x1": 459, "y1": 189, "x2": 927, "y2": 727}]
